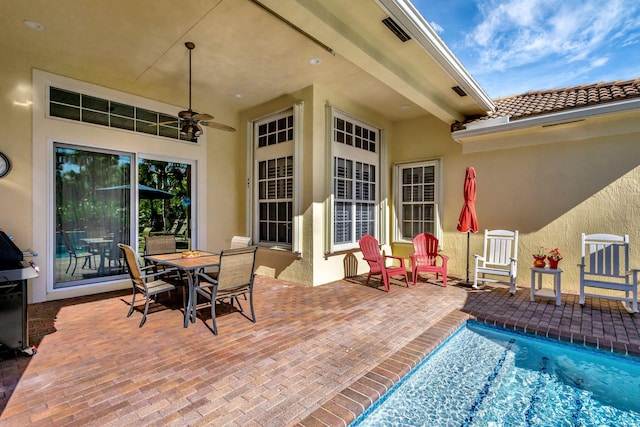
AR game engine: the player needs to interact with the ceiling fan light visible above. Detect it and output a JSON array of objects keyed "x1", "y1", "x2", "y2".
[
  {"x1": 194, "y1": 124, "x2": 203, "y2": 137},
  {"x1": 180, "y1": 124, "x2": 190, "y2": 136}
]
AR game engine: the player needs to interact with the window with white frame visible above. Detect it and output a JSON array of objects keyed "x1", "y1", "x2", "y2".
[
  {"x1": 331, "y1": 111, "x2": 379, "y2": 251},
  {"x1": 395, "y1": 160, "x2": 441, "y2": 242},
  {"x1": 254, "y1": 110, "x2": 294, "y2": 247}
]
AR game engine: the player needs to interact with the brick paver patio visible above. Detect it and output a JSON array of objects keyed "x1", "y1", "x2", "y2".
[{"x1": 1, "y1": 274, "x2": 639, "y2": 426}]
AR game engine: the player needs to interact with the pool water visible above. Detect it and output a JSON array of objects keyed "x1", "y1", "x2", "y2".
[{"x1": 352, "y1": 322, "x2": 640, "y2": 426}]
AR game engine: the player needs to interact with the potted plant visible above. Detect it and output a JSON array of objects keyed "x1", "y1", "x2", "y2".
[
  {"x1": 532, "y1": 247, "x2": 546, "y2": 268},
  {"x1": 547, "y1": 247, "x2": 563, "y2": 269}
]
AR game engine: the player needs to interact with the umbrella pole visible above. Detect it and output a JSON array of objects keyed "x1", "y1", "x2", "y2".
[{"x1": 466, "y1": 231, "x2": 470, "y2": 283}]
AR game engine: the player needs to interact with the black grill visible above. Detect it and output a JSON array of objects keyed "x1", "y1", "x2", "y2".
[{"x1": 0, "y1": 230, "x2": 38, "y2": 354}]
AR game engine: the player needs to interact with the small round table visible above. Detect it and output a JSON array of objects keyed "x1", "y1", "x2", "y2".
[{"x1": 530, "y1": 266, "x2": 562, "y2": 306}]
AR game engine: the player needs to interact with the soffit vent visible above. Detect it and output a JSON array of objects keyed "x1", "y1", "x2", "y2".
[
  {"x1": 382, "y1": 17, "x2": 411, "y2": 42},
  {"x1": 452, "y1": 86, "x2": 467, "y2": 97}
]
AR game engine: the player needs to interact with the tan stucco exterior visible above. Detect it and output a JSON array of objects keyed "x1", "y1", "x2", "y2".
[{"x1": 0, "y1": 0, "x2": 638, "y2": 304}]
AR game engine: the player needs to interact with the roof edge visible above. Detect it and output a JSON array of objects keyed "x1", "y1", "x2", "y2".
[
  {"x1": 376, "y1": 0, "x2": 495, "y2": 113},
  {"x1": 452, "y1": 97, "x2": 640, "y2": 141}
]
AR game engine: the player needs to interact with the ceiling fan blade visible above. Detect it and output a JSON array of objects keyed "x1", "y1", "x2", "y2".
[
  {"x1": 192, "y1": 112, "x2": 213, "y2": 121},
  {"x1": 201, "y1": 121, "x2": 237, "y2": 132}
]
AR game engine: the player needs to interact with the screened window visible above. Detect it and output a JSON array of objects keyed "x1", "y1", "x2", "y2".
[
  {"x1": 396, "y1": 160, "x2": 441, "y2": 242},
  {"x1": 254, "y1": 110, "x2": 295, "y2": 248},
  {"x1": 332, "y1": 112, "x2": 379, "y2": 251}
]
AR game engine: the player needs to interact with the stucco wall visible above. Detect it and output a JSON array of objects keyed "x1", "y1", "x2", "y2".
[
  {"x1": 239, "y1": 84, "x2": 396, "y2": 287},
  {"x1": 1, "y1": 64, "x2": 241, "y2": 303},
  {"x1": 389, "y1": 115, "x2": 640, "y2": 296}
]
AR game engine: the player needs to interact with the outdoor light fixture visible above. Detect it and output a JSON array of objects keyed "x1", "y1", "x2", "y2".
[{"x1": 180, "y1": 123, "x2": 202, "y2": 137}]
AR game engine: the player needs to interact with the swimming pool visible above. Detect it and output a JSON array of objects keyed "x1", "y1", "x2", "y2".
[{"x1": 351, "y1": 322, "x2": 640, "y2": 426}]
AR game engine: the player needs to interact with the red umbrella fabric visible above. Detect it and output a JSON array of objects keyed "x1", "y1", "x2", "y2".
[
  {"x1": 457, "y1": 167, "x2": 478, "y2": 284},
  {"x1": 457, "y1": 167, "x2": 478, "y2": 233}
]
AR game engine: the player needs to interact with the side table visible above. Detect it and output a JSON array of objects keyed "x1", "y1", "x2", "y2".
[{"x1": 530, "y1": 267, "x2": 562, "y2": 306}]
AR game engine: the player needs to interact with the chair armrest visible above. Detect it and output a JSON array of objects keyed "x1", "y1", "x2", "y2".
[
  {"x1": 473, "y1": 254, "x2": 484, "y2": 260},
  {"x1": 384, "y1": 255, "x2": 406, "y2": 267},
  {"x1": 197, "y1": 272, "x2": 218, "y2": 286},
  {"x1": 140, "y1": 267, "x2": 178, "y2": 280}
]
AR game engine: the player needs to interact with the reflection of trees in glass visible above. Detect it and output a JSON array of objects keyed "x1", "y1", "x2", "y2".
[
  {"x1": 55, "y1": 146, "x2": 131, "y2": 238},
  {"x1": 138, "y1": 160, "x2": 191, "y2": 233}
]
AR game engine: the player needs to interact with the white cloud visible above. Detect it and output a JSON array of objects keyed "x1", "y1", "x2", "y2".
[
  {"x1": 430, "y1": 21, "x2": 444, "y2": 34},
  {"x1": 465, "y1": 0, "x2": 629, "y2": 73}
]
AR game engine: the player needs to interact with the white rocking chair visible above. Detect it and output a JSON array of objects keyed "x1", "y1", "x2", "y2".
[
  {"x1": 579, "y1": 233, "x2": 639, "y2": 313},
  {"x1": 474, "y1": 229, "x2": 519, "y2": 294}
]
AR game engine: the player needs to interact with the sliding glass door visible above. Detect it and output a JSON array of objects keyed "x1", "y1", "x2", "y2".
[
  {"x1": 54, "y1": 144, "x2": 131, "y2": 287},
  {"x1": 138, "y1": 158, "x2": 192, "y2": 254},
  {"x1": 54, "y1": 146, "x2": 194, "y2": 289}
]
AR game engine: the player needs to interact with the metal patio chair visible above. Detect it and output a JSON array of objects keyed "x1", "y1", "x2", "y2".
[
  {"x1": 196, "y1": 246, "x2": 258, "y2": 335},
  {"x1": 119, "y1": 243, "x2": 184, "y2": 327},
  {"x1": 60, "y1": 230, "x2": 94, "y2": 275}
]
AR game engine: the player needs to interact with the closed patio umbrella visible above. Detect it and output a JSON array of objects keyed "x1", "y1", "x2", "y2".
[{"x1": 457, "y1": 167, "x2": 478, "y2": 284}]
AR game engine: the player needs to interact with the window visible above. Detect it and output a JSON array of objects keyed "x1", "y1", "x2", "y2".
[
  {"x1": 331, "y1": 111, "x2": 379, "y2": 251},
  {"x1": 395, "y1": 160, "x2": 441, "y2": 242},
  {"x1": 49, "y1": 86, "x2": 192, "y2": 143},
  {"x1": 254, "y1": 110, "x2": 295, "y2": 248}
]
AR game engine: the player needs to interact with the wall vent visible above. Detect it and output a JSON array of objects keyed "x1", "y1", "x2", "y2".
[
  {"x1": 452, "y1": 86, "x2": 467, "y2": 97},
  {"x1": 382, "y1": 17, "x2": 411, "y2": 42}
]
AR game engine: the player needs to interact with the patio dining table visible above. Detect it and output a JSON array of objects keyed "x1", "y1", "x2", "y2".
[
  {"x1": 80, "y1": 237, "x2": 113, "y2": 275},
  {"x1": 144, "y1": 251, "x2": 220, "y2": 328}
]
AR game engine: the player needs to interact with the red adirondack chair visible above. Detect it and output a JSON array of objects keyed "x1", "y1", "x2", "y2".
[
  {"x1": 358, "y1": 234, "x2": 409, "y2": 292},
  {"x1": 409, "y1": 233, "x2": 448, "y2": 287}
]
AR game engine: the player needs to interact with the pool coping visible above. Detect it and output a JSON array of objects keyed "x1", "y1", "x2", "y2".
[{"x1": 295, "y1": 308, "x2": 640, "y2": 427}]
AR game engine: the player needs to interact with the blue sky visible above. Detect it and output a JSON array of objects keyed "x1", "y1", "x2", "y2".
[{"x1": 412, "y1": 0, "x2": 640, "y2": 98}]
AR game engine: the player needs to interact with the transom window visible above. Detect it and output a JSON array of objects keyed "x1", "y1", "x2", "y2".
[{"x1": 48, "y1": 86, "x2": 195, "y2": 143}]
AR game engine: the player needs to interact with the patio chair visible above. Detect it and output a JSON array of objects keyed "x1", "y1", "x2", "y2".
[
  {"x1": 119, "y1": 243, "x2": 184, "y2": 327},
  {"x1": 358, "y1": 234, "x2": 409, "y2": 292},
  {"x1": 195, "y1": 246, "x2": 258, "y2": 335},
  {"x1": 409, "y1": 232, "x2": 448, "y2": 287},
  {"x1": 60, "y1": 230, "x2": 94, "y2": 275},
  {"x1": 474, "y1": 229, "x2": 519, "y2": 294},
  {"x1": 202, "y1": 235, "x2": 253, "y2": 280},
  {"x1": 579, "y1": 233, "x2": 639, "y2": 313},
  {"x1": 144, "y1": 235, "x2": 183, "y2": 283},
  {"x1": 230, "y1": 235, "x2": 252, "y2": 249},
  {"x1": 145, "y1": 235, "x2": 177, "y2": 256}
]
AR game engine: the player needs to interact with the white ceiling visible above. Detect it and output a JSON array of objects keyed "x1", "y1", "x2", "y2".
[{"x1": 1, "y1": 0, "x2": 487, "y2": 127}]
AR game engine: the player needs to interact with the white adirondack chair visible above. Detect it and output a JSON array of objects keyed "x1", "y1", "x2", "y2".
[
  {"x1": 579, "y1": 233, "x2": 639, "y2": 313},
  {"x1": 474, "y1": 229, "x2": 519, "y2": 294}
]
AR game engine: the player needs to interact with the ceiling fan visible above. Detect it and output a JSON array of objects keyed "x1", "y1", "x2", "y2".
[{"x1": 157, "y1": 42, "x2": 236, "y2": 138}]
